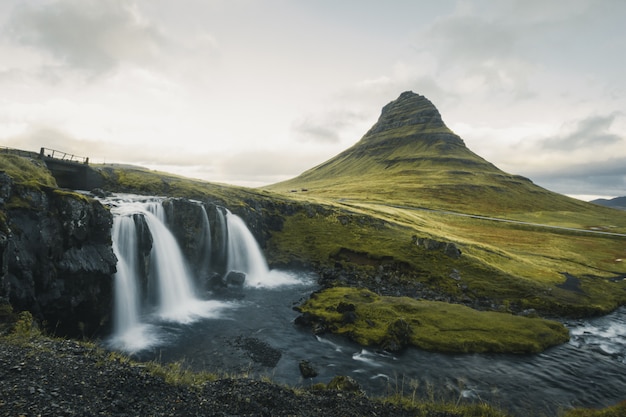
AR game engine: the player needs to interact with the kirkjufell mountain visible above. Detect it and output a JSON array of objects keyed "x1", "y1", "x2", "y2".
[{"x1": 269, "y1": 91, "x2": 591, "y2": 216}]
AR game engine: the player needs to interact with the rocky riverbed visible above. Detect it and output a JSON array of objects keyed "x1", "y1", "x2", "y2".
[{"x1": 0, "y1": 335, "x2": 454, "y2": 417}]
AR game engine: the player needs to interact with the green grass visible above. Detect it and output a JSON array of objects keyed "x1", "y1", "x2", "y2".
[
  {"x1": 561, "y1": 401, "x2": 626, "y2": 417},
  {"x1": 297, "y1": 287, "x2": 570, "y2": 354},
  {"x1": 0, "y1": 154, "x2": 57, "y2": 188}
]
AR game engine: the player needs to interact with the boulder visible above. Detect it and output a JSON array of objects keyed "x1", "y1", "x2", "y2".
[
  {"x1": 298, "y1": 360, "x2": 318, "y2": 378},
  {"x1": 381, "y1": 318, "x2": 413, "y2": 352},
  {"x1": 327, "y1": 376, "x2": 362, "y2": 393},
  {"x1": 224, "y1": 271, "x2": 246, "y2": 287}
]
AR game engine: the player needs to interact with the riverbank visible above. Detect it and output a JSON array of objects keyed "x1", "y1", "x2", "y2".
[
  {"x1": 2, "y1": 312, "x2": 625, "y2": 416},
  {"x1": 1, "y1": 332, "x2": 515, "y2": 417}
]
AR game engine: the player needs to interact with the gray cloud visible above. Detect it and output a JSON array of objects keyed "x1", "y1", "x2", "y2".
[
  {"x1": 426, "y1": 15, "x2": 516, "y2": 66},
  {"x1": 7, "y1": 0, "x2": 163, "y2": 74},
  {"x1": 530, "y1": 157, "x2": 626, "y2": 197},
  {"x1": 541, "y1": 114, "x2": 623, "y2": 150},
  {"x1": 291, "y1": 109, "x2": 368, "y2": 144}
]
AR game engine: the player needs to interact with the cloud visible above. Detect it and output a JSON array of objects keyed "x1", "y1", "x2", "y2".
[
  {"x1": 541, "y1": 114, "x2": 623, "y2": 150},
  {"x1": 530, "y1": 157, "x2": 626, "y2": 197},
  {"x1": 6, "y1": 0, "x2": 163, "y2": 74},
  {"x1": 291, "y1": 109, "x2": 367, "y2": 144}
]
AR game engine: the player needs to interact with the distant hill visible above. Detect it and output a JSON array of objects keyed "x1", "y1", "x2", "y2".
[
  {"x1": 268, "y1": 91, "x2": 600, "y2": 217},
  {"x1": 592, "y1": 196, "x2": 626, "y2": 211}
]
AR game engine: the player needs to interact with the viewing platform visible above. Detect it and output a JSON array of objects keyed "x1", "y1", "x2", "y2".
[{"x1": 39, "y1": 147, "x2": 89, "y2": 165}]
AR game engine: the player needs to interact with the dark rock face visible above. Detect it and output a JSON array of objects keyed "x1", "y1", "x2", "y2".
[
  {"x1": 413, "y1": 236, "x2": 462, "y2": 259},
  {"x1": 162, "y1": 198, "x2": 211, "y2": 283},
  {"x1": 0, "y1": 177, "x2": 116, "y2": 337}
]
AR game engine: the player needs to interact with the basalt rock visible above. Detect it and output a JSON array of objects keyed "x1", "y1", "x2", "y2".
[
  {"x1": 0, "y1": 175, "x2": 116, "y2": 337},
  {"x1": 162, "y1": 198, "x2": 211, "y2": 281},
  {"x1": 413, "y1": 236, "x2": 462, "y2": 259}
]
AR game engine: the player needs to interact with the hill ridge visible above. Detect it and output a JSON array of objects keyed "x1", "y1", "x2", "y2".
[{"x1": 267, "y1": 92, "x2": 606, "y2": 216}]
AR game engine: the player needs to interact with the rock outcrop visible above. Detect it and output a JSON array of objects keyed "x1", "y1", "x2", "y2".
[{"x1": 0, "y1": 175, "x2": 116, "y2": 337}]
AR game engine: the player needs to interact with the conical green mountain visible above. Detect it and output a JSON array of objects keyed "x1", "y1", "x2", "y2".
[{"x1": 269, "y1": 91, "x2": 588, "y2": 216}]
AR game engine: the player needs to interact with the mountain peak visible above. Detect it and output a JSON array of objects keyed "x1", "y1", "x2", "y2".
[
  {"x1": 365, "y1": 91, "x2": 447, "y2": 136},
  {"x1": 359, "y1": 91, "x2": 464, "y2": 149}
]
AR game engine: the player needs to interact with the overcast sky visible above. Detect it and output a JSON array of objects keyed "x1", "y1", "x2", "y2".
[{"x1": 1, "y1": 0, "x2": 625, "y2": 199}]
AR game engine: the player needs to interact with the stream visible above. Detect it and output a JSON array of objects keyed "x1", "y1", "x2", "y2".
[{"x1": 119, "y1": 271, "x2": 626, "y2": 417}]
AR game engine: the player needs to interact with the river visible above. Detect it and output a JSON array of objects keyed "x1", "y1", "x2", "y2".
[{"x1": 117, "y1": 271, "x2": 626, "y2": 417}]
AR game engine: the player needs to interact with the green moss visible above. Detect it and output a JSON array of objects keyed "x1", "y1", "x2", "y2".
[
  {"x1": 298, "y1": 287, "x2": 570, "y2": 354},
  {"x1": 0, "y1": 154, "x2": 57, "y2": 188},
  {"x1": 52, "y1": 188, "x2": 92, "y2": 203},
  {"x1": 561, "y1": 401, "x2": 626, "y2": 417},
  {"x1": 144, "y1": 361, "x2": 219, "y2": 387}
]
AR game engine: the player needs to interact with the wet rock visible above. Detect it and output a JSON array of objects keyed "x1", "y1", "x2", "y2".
[
  {"x1": 233, "y1": 336, "x2": 281, "y2": 368},
  {"x1": 224, "y1": 271, "x2": 246, "y2": 287},
  {"x1": 327, "y1": 376, "x2": 362, "y2": 393},
  {"x1": 381, "y1": 318, "x2": 413, "y2": 352},
  {"x1": 298, "y1": 360, "x2": 318, "y2": 378},
  {"x1": 336, "y1": 302, "x2": 355, "y2": 313},
  {"x1": 341, "y1": 311, "x2": 357, "y2": 324}
]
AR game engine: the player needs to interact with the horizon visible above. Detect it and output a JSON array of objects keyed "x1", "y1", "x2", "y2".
[{"x1": 1, "y1": 1, "x2": 625, "y2": 198}]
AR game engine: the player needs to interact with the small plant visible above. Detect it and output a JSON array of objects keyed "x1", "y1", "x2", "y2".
[
  {"x1": 145, "y1": 360, "x2": 219, "y2": 387},
  {"x1": 11, "y1": 311, "x2": 40, "y2": 339}
]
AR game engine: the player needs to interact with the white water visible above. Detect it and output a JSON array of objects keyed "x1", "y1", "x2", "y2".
[
  {"x1": 109, "y1": 214, "x2": 161, "y2": 351},
  {"x1": 106, "y1": 198, "x2": 233, "y2": 352},
  {"x1": 198, "y1": 205, "x2": 212, "y2": 279},
  {"x1": 105, "y1": 196, "x2": 299, "y2": 353},
  {"x1": 226, "y1": 211, "x2": 299, "y2": 287}
]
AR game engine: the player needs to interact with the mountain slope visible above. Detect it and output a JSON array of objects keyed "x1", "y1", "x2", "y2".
[
  {"x1": 268, "y1": 91, "x2": 596, "y2": 217},
  {"x1": 592, "y1": 196, "x2": 626, "y2": 211}
]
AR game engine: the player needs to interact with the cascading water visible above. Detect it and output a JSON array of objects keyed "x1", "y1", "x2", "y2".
[
  {"x1": 225, "y1": 210, "x2": 298, "y2": 287},
  {"x1": 226, "y1": 211, "x2": 269, "y2": 281},
  {"x1": 110, "y1": 214, "x2": 147, "y2": 350},
  {"x1": 142, "y1": 207, "x2": 200, "y2": 321},
  {"x1": 198, "y1": 206, "x2": 212, "y2": 282},
  {"x1": 106, "y1": 197, "x2": 236, "y2": 352}
]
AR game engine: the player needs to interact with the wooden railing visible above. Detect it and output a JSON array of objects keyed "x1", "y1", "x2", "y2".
[{"x1": 39, "y1": 147, "x2": 89, "y2": 164}]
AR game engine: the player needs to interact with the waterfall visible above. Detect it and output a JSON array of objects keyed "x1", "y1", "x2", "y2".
[
  {"x1": 141, "y1": 208, "x2": 200, "y2": 321},
  {"x1": 109, "y1": 206, "x2": 160, "y2": 352},
  {"x1": 111, "y1": 215, "x2": 141, "y2": 336},
  {"x1": 226, "y1": 211, "x2": 298, "y2": 287},
  {"x1": 106, "y1": 198, "x2": 231, "y2": 352},
  {"x1": 216, "y1": 207, "x2": 228, "y2": 262},
  {"x1": 105, "y1": 195, "x2": 299, "y2": 353},
  {"x1": 226, "y1": 211, "x2": 269, "y2": 282},
  {"x1": 198, "y1": 206, "x2": 212, "y2": 282}
]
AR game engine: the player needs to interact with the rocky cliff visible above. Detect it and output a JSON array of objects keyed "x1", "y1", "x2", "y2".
[{"x1": 0, "y1": 169, "x2": 116, "y2": 337}]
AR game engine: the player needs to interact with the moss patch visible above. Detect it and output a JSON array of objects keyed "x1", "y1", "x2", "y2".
[
  {"x1": 297, "y1": 287, "x2": 570, "y2": 354},
  {"x1": 0, "y1": 154, "x2": 56, "y2": 188},
  {"x1": 561, "y1": 401, "x2": 626, "y2": 417}
]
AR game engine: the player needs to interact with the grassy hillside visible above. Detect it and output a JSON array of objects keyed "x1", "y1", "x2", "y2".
[{"x1": 265, "y1": 92, "x2": 626, "y2": 316}]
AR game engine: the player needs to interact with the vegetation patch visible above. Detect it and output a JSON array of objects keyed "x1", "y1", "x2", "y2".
[
  {"x1": 296, "y1": 287, "x2": 570, "y2": 354},
  {"x1": 0, "y1": 154, "x2": 57, "y2": 188},
  {"x1": 561, "y1": 401, "x2": 626, "y2": 417}
]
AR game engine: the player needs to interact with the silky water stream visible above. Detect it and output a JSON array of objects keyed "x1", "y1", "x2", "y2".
[{"x1": 103, "y1": 195, "x2": 626, "y2": 416}]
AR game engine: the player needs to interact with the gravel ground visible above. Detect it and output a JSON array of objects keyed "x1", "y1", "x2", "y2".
[{"x1": 0, "y1": 336, "x2": 426, "y2": 417}]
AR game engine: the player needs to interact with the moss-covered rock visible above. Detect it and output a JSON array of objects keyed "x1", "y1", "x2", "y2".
[{"x1": 296, "y1": 287, "x2": 570, "y2": 354}]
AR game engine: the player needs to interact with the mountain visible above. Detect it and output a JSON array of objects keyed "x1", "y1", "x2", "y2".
[
  {"x1": 592, "y1": 196, "x2": 626, "y2": 211},
  {"x1": 268, "y1": 91, "x2": 593, "y2": 217}
]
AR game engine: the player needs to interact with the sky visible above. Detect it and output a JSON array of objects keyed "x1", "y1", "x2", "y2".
[{"x1": 1, "y1": 0, "x2": 625, "y2": 200}]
